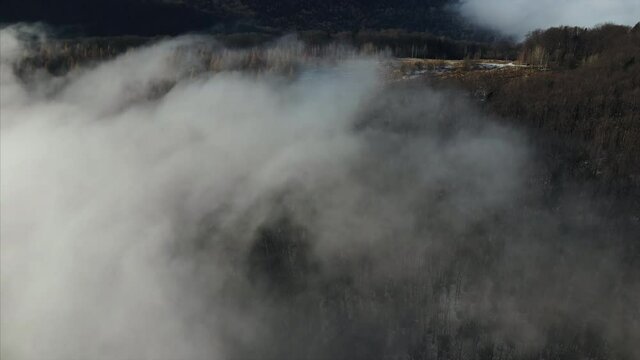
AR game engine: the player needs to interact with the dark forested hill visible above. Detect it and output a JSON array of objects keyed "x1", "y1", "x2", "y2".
[
  {"x1": 0, "y1": 0, "x2": 222, "y2": 36},
  {"x1": 0, "y1": 0, "x2": 491, "y2": 39},
  {"x1": 444, "y1": 24, "x2": 640, "y2": 215}
]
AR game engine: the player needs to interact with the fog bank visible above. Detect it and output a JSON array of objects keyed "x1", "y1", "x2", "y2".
[
  {"x1": 1, "y1": 26, "x2": 638, "y2": 360},
  {"x1": 459, "y1": 0, "x2": 640, "y2": 39}
]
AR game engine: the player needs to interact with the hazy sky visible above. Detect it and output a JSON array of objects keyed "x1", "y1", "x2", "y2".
[{"x1": 459, "y1": 0, "x2": 640, "y2": 39}]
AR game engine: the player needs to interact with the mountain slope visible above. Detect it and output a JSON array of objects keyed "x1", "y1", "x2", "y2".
[{"x1": 0, "y1": 0, "x2": 490, "y2": 39}]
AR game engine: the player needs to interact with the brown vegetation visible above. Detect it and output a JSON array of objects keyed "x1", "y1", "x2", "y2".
[{"x1": 441, "y1": 24, "x2": 640, "y2": 215}]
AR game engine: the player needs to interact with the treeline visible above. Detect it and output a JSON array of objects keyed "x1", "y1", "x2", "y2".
[
  {"x1": 13, "y1": 30, "x2": 517, "y2": 78},
  {"x1": 203, "y1": 29, "x2": 517, "y2": 59},
  {"x1": 14, "y1": 36, "x2": 157, "y2": 77},
  {"x1": 519, "y1": 23, "x2": 640, "y2": 68},
  {"x1": 323, "y1": 30, "x2": 516, "y2": 59}
]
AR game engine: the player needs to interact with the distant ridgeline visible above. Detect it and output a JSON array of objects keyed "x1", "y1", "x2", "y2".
[
  {"x1": 0, "y1": 0, "x2": 493, "y2": 40},
  {"x1": 13, "y1": 30, "x2": 518, "y2": 79}
]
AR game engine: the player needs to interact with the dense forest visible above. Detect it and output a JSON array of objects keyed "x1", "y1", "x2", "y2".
[
  {"x1": 448, "y1": 24, "x2": 640, "y2": 215},
  {"x1": 0, "y1": 0, "x2": 493, "y2": 39}
]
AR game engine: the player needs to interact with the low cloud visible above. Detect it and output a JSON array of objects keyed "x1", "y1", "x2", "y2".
[
  {"x1": 459, "y1": 0, "x2": 640, "y2": 39},
  {"x1": 1, "y1": 25, "x2": 638, "y2": 359}
]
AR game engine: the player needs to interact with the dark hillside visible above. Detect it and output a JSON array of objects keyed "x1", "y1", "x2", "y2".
[
  {"x1": 0, "y1": 0, "x2": 492, "y2": 39},
  {"x1": 446, "y1": 24, "x2": 640, "y2": 215},
  {"x1": 0, "y1": 0, "x2": 221, "y2": 36}
]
